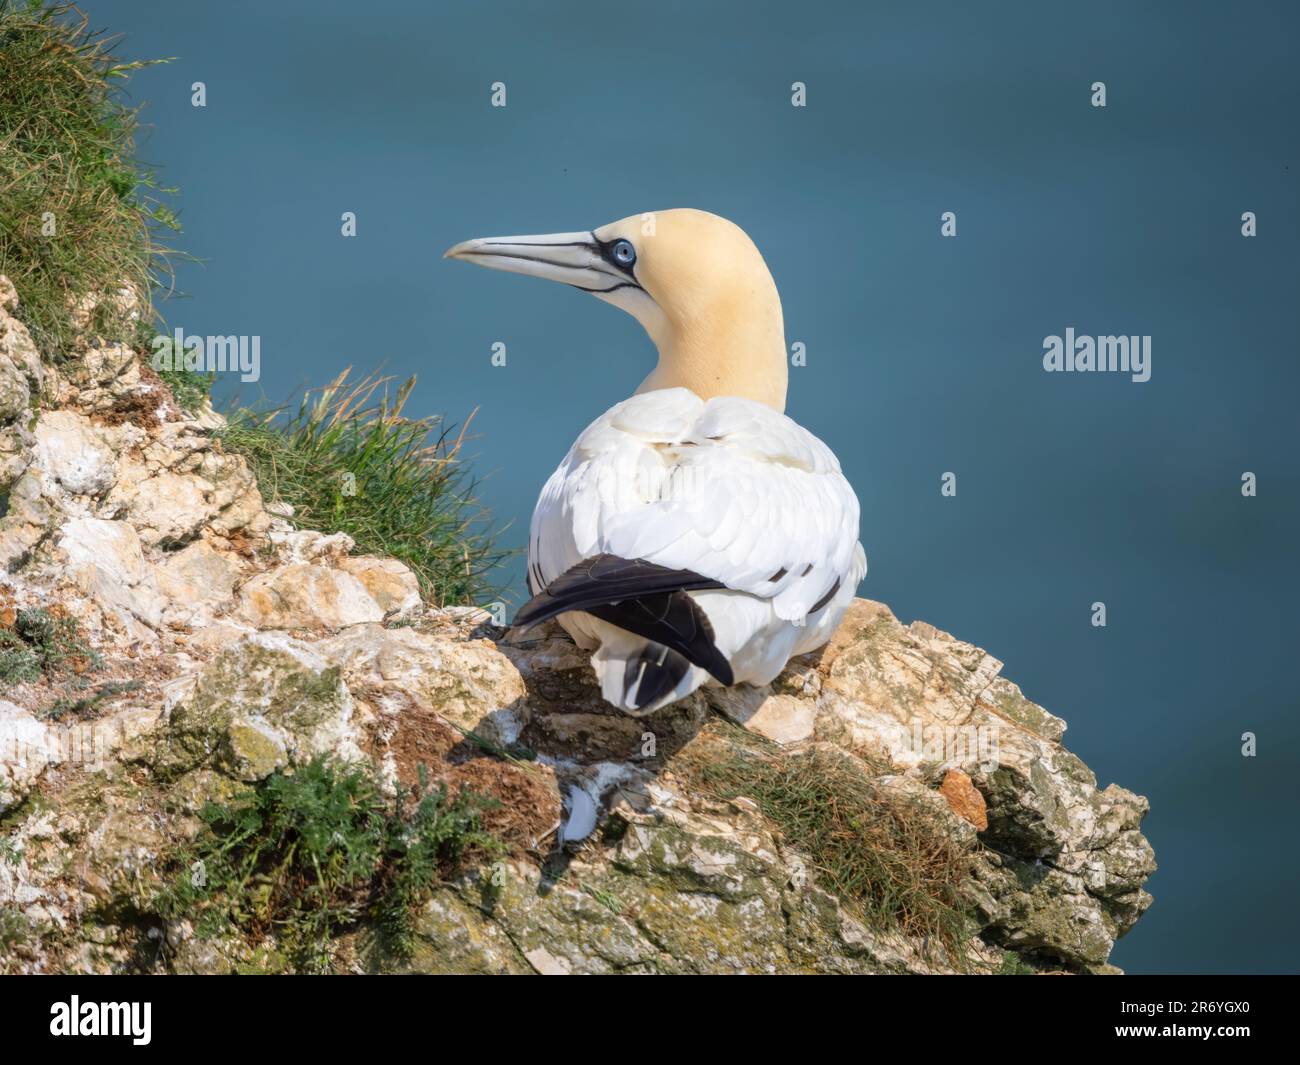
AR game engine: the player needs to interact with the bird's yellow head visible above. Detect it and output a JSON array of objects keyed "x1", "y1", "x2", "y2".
[{"x1": 445, "y1": 209, "x2": 788, "y2": 410}]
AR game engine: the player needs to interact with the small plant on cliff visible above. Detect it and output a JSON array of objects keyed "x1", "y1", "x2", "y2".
[
  {"x1": 0, "y1": 1, "x2": 179, "y2": 358},
  {"x1": 154, "y1": 757, "x2": 503, "y2": 973},
  {"x1": 0, "y1": 606, "x2": 100, "y2": 684},
  {"x1": 218, "y1": 370, "x2": 504, "y2": 606},
  {"x1": 154, "y1": 364, "x2": 213, "y2": 413},
  {"x1": 0, "y1": 907, "x2": 34, "y2": 962},
  {"x1": 41, "y1": 678, "x2": 141, "y2": 721},
  {"x1": 997, "y1": 950, "x2": 1037, "y2": 975}
]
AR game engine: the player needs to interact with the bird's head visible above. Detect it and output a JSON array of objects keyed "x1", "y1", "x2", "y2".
[{"x1": 445, "y1": 209, "x2": 788, "y2": 410}]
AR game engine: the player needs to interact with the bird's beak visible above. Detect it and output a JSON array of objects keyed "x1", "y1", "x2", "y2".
[{"x1": 444, "y1": 231, "x2": 622, "y2": 292}]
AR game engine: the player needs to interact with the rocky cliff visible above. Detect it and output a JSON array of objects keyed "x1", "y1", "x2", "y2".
[{"x1": 0, "y1": 277, "x2": 1155, "y2": 974}]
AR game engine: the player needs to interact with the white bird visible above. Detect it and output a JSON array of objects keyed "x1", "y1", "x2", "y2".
[{"x1": 446, "y1": 209, "x2": 866, "y2": 714}]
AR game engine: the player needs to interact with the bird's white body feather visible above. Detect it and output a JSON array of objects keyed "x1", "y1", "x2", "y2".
[{"x1": 528, "y1": 387, "x2": 866, "y2": 712}]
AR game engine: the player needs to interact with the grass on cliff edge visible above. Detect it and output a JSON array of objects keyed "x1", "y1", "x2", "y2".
[
  {"x1": 676, "y1": 722, "x2": 978, "y2": 967},
  {"x1": 153, "y1": 757, "x2": 504, "y2": 973},
  {"x1": 0, "y1": 1, "x2": 179, "y2": 359},
  {"x1": 218, "y1": 370, "x2": 505, "y2": 607}
]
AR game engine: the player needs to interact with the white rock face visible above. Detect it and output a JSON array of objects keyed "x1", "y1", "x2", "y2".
[
  {"x1": 237, "y1": 563, "x2": 386, "y2": 630},
  {"x1": 0, "y1": 701, "x2": 51, "y2": 811},
  {"x1": 320, "y1": 623, "x2": 527, "y2": 745},
  {"x1": 115, "y1": 470, "x2": 213, "y2": 547},
  {"x1": 32, "y1": 411, "x2": 116, "y2": 498},
  {"x1": 153, "y1": 540, "x2": 243, "y2": 607},
  {"x1": 58, "y1": 517, "x2": 167, "y2": 631},
  {"x1": 59, "y1": 517, "x2": 149, "y2": 585},
  {"x1": 0, "y1": 286, "x2": 270, "y2": 575},
  {"x1": 710, "y1": 686, "x2": 815, "y2": 745},
  {"x1": 57, "y1": 343, "x2": 138, "y2": 412},
  {"x1": 338, "y1": 556, "x2": 422, "y2": 616}
]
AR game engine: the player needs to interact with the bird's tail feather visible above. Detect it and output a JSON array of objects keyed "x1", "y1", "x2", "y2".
[{"x1": 592, "y1": 639, "x2": 705, "y2": 714}]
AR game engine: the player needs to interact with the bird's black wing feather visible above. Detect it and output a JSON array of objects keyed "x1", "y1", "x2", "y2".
[
  {"x1": 513, "y1": 554, "x2": 734, "y2": 687},
  {"x1": 513, "y1": 554, "x2": 725, "y2": 628}
]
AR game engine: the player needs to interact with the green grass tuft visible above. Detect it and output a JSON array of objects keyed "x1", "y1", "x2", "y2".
[
  {"x1": 154, "y1": 757, "x2": 504, "y2": 973},
  {"x1": 218, "y1": 370, "x2": 505, "y2": 607},
  {"x1": 0, "y1": 1, "x2": 179, "y2": 358},
  {"x1": 580, "y1": 883, "x2": 625, "y2": 915},
  {"x1": 156, "y1": 365, "x2": 213, "y2": 413},
  {"x1": 997, "y1": 950, "x2": 1037, "y2": 975},
  {"x1": 679, "y1": 724, "x2": 976, "y2": 965}
]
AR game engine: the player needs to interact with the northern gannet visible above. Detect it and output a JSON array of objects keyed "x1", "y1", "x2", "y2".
[{"x1": 446, "y1": 209, "x2": 866, "y2": 713}]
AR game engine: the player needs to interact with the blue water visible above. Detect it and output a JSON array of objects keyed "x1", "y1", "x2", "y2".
[{"x1": 87, "y1": 0, "x2": 1300, "y2": 973}]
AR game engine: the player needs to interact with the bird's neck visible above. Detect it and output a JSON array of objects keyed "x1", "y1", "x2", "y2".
[{"x1": 637, "y1": 306, "x2": 788, "y2": 412}]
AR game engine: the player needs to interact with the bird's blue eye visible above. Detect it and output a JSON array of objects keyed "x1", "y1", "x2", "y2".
[{"x1": 612, "y1": 239, "x2": 636, "y2": 267}]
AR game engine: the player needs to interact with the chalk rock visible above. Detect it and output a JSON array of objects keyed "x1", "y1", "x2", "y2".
[
  {"x1": 337, "y1": 555, "x2": 422, "y2": 616},
  {"x1": 58, "y1": 517, "x2": 167, "y2": 632},
  {"x1": 0, "y1": 701, "x2": 51, "y2": 812},
  {"x1": 32, "y1": 411, "x2": 116, "y2": 498},
  {"x1": 238, "y1": 563, "x2": 385, "y2": 630},
  {"x1": 165, "y1": 633, "x2": 360, "y2": 781},
  {"x1": 320, "y1": 622, "x2": 526, "y2": 746}
]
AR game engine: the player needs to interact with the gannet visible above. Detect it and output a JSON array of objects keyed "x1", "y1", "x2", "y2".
[{"x1": 446, "y1": 209, "x2": 866, "y2": 714}]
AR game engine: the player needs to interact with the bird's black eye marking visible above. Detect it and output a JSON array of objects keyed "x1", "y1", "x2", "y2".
[{"x1": 588, "y1": 234, "x2": 642, "y2": 289}]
